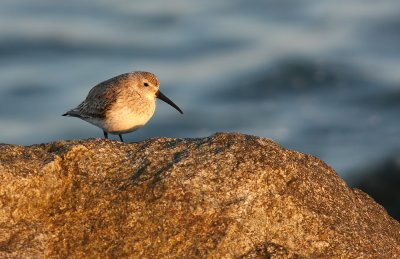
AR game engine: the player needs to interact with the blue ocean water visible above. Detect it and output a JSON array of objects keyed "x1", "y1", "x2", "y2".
[{"x1": 0, "y1": 0, "x2": 399, "y2": 182}]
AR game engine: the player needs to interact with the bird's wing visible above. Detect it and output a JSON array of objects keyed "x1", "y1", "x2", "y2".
[{"x1": 74, "y1": 75, "x2": 127, "y2": 118}]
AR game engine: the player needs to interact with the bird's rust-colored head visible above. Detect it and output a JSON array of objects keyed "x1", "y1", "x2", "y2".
[{"x1": 132, "y1": 71, "x2": 183, "y2": 114}]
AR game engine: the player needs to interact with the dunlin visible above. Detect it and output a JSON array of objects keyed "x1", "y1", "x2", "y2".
[{"x1": 63, "y1": 71, "x2": 183, "y2": 142}]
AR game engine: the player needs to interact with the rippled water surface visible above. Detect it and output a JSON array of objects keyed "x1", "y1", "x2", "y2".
[{"x1": 1, "y1": 0, "x2": 400, "y2": 181}]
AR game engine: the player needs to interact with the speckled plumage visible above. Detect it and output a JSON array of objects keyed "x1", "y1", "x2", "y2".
[{"x1": 63, "y1": 71, "x2": 183, "y2": 141}]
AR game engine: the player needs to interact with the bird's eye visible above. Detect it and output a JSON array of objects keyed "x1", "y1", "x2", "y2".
[{"x1": 144, "y1": 82, "x2": 149, "y2": 87}]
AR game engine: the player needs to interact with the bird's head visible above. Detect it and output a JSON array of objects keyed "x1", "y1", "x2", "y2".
[{"x1": 133, "y1": 71, "x2": 183, "y2": 114}]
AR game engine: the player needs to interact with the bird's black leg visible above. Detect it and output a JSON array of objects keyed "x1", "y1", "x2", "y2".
[
  {"x1": 119, "y1": 134, "x2": 124, "y2": 142},
  {"x1": 103, "y1": 131, "x2": 108, "y2": 139}
]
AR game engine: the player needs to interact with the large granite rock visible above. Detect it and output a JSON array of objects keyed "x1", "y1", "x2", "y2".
[{"x1": 0, "y1": 133, "x2": 399, "y2": 258}]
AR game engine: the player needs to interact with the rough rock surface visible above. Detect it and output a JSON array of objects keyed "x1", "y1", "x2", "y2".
[{"x1": 0, "y1": 133, "x2": 399, "y2": 258}]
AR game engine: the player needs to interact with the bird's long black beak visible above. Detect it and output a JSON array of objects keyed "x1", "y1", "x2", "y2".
[{"x1": 156, "y1": 90, "x2": 183, "y2": 114}]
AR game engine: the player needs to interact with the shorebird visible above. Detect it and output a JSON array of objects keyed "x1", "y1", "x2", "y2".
[{"x1": 63, "y1": 71, "x2": 183, "y2": 142}]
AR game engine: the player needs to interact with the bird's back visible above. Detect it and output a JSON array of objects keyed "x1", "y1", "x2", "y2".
[{"x1": 65, "y1": 73, "x2": 131, "y2": 119}]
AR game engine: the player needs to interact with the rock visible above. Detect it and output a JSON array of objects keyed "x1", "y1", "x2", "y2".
[{"x1": 0, "y1": 132, "x2": 399, "y2": 258}]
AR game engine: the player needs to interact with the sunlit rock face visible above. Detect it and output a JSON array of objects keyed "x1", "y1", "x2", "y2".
[{"x1": 0, "y1": 133, "x2": 399, "y2": 258}]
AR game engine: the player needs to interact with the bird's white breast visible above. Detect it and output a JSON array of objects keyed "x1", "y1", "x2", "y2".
[{"x1": 99, "y1": 100, "x2": 156, "y2": 134}]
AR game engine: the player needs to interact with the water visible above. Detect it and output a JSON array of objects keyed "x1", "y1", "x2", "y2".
[{"x1": 1, "y1": 0, "x2": 400, "y2": 183}]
